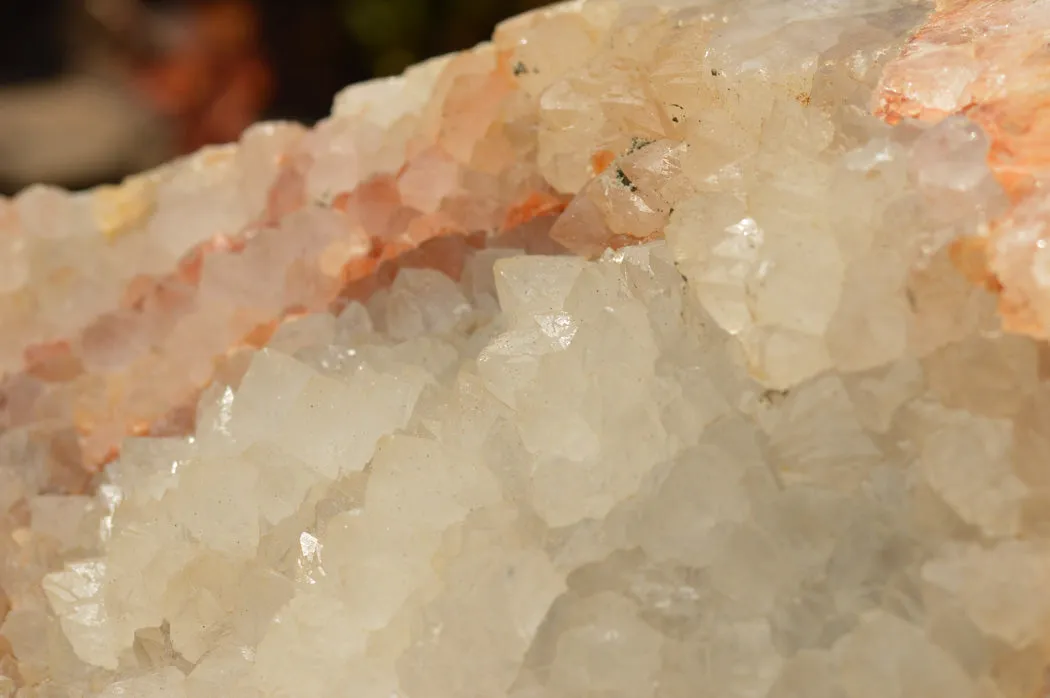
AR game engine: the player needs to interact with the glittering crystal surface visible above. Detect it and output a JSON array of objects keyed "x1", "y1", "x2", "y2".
[{"x1": 2, "y1": 0, "x2": 1049, "y2": 696}]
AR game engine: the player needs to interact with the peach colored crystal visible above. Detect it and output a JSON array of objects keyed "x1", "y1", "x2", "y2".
[
  {"x1": 876, "y1": 0, "x2": 1050, "y2": 338},
  {"x1": 0, "y1": 48, "x2": 571, "y2": 474}
]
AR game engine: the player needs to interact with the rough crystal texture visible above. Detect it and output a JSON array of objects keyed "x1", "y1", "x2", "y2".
[
  {"x1": 0, "y1": 45, "x2": 567, "y2": 474},
  {"x1": 875, "y1": 0, "x2": 1050, "y2": 339},
  {"x1": 2, "y1": 0, "x2": 1050, "y2": 696}
]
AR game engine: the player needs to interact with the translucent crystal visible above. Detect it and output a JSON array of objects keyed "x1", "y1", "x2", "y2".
[{"x1": 3, "y1": 0, "x2": 1050, "y2": 696}]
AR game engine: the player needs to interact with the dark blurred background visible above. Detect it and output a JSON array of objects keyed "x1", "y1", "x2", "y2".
[{"x1": 0, "y1": 0, "x2": 548, "y2": 194}]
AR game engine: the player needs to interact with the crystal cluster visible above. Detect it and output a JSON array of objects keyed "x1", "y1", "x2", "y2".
[
  {"x1": 2, "y1": 0, "x2": 1050, "y2": 696},
  {"x1": 0, "y1": 42, "x2": 567, "y2": 473},
  {"x1": 875, "y1": 0, "x2": 1050, "y2": 337}
]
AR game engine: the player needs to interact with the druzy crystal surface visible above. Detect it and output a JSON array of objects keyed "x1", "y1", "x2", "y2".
[{"x1": 3, "y1": 0, "x2": 1050, "y2": 696}]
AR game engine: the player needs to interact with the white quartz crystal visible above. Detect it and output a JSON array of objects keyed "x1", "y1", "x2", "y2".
[
  {"x1": 2, "y1": 0, "x2": 1047, "y2": 696},
  {"x1": 28, "y1": 226, "x2": 1039, "y2": 695}
]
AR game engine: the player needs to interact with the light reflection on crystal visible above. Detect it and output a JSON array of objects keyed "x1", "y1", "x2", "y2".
[{"x1": 1, "y1": 0, "x2": 1049, "y2": 696}]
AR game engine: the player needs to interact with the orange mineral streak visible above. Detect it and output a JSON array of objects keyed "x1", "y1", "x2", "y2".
[
  {"x1": 503, "y1": 192, "x2": 570, "y2": 231},
  {"x1": 240, "y1": 318, "x2": 283, "y2": 350},
  {"x1": 23, "y1": 341, "x2": 83, "y2": 383},
  {"x1": 875, "y1": 0, "x2": 1050, "y2": 337},
  {"x1": 590, "y1": 149, "x2": 617, "y2": 176},
  {"x1": 947, "y1": 236, "x2": 1001, "y2": 294}
]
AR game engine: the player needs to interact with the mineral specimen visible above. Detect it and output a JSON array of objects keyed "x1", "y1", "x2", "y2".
[
  {"x1": 875, "y1": 0, "x2": 1050, "y2": 340},
  {"x1": 2, "y1": 0, "x2": 1050, "y2": 696}
]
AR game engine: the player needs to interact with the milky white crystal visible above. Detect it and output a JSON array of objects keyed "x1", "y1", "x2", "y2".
[
  {"x1": 1, "y1": 0, "x2": 1047, "y2": 697},
  {"x1": 20, "y1": 218, "x2": 1038, "y2": 696}
]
